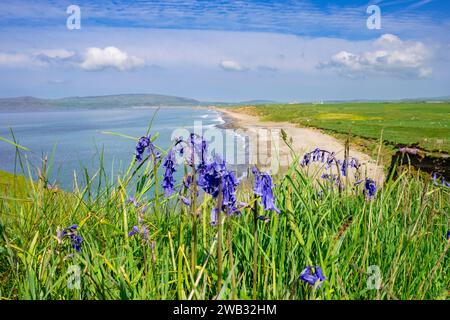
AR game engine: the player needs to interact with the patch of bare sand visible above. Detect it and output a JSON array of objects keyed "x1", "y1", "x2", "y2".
[{"x1": 216, "y1": 107, "x2": 385, "y2": 184}]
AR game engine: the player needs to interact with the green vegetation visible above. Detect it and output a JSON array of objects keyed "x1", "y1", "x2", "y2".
[
  {"x1": 234, "y1": 102, "x2": 450, "y2": 153},
  {"x1": 0, "y1": 132, "x2": 449, "y2": 300}
]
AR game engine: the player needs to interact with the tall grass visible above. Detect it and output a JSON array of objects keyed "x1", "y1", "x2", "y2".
[{"x1": 0, "y1": 131, "x2": 448, "y2": 300}]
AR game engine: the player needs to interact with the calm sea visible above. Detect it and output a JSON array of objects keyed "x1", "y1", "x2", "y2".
[{"x1": 0, "y1": 107, "x2": 246, "y2": 189}]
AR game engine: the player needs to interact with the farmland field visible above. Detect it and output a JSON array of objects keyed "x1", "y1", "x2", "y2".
[{"x1": 230, "y1": 103, "x2": 450, "y2": 153}]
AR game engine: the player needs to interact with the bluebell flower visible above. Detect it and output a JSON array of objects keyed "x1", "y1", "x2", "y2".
[
  {"x1": 364, "y1": 178, "x2": 377, "y2": 199},
  {"x1": 315, "y1": 266, "x2": 326, "y2": 281},
  {"x1": 298, "y1": 266, "x2": 326, "y2": 286},
  {"x1": 162, "y1": 148, "x2": 176, "y2": 196},
  {"x1": 180, "y1": 196, "x2": 191, "y2": 206},
  {"x1": 70, "y1": 234, "x2": 83, "y2": 252},
  {"x1": 447, "y1": 230, "x2": 450, "y2": 240},
  {"x1": 135, "y1": 136, "x2": 151, "y2": 162},
  {"x1": 128, "y1": 225, "x2": 149, "y2": 243},
  {"x1": 298, "y1": 266, "x2": 318, "y2": 286},
  {"x1": 141, "y1": 225, "x2": 149, "y2": 241},
  {"x1": 183, "y1": 175, "x2": 192, "y2": 189},
  {"x1": 221, "y1": 169, "x2": 240, "y2": 215},
  {"x1": 431, "y1": 172, "x2": 450, "y2": 188},
  {"x1": 58, "y1": 224, "x2": 83, "y2": 252},
  {"x1": 128, "y1": 225, "x2": 140, "y2": 237},
  {"x1": 128, "y1": 197, "x2": 138, "y2": 208},
  {"x1": 341, "y1": 160, "x2": 347, "y2": 177},
  {"x1": 252, "y1": 167, "x2": 280, "y2": 213},
  {"x1": 197, "y1": 160, "x2": 222, "y2": 198}
]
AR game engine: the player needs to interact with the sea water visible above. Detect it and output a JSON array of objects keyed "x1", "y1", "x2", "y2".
[{"x1": 0, "y1": 107, "x2": 246, "y2": 190}]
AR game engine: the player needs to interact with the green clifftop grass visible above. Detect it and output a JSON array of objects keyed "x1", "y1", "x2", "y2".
[
  {"x1": 0, "y1": 154, "x2": 449, "y2": 299},
  {"x1": 231, "y1": 102, "x2": 450, "y2": 153}
]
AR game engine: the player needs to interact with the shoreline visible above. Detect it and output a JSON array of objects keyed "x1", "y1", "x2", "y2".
[{"x1": 212, "y1": 106, "x2": 385, "y2": 184}]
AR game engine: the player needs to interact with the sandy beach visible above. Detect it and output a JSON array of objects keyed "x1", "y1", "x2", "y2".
[{"x1": 215, "y1": 107, "x2": 385, "y2": 184}]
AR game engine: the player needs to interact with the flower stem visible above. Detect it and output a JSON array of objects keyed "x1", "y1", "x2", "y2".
[
  {"x1": 252, "y1": 196, "x2": 259, "y2": 299},
  {"x1": 226, "y1": 212, "x2": 236, "y2": 299},
  {"x1": 216, "y1": 180, "x2": 224, "y2": 296}
]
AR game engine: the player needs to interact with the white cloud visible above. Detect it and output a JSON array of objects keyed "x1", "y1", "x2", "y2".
[
  {"x1": 219, "y1": 60, "x2": 246, "y2": 72},
  {"x1": 80, "y1": 46, "x2": 145, "y2": 71},
  {"x1": 319, "y1": 34, "x2": 433, "y2": 78}
]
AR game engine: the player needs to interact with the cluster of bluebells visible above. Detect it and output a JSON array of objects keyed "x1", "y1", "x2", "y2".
[
  {"x1": 128, "y1": 197, "x2": 149, "y2": 242},
  {"x1": 161, "y1": 133, "x2": 242, "y2": 225},
  {"x1": 363, "y1": 178, "x2": 377, "y2": 199},
  {"x1": 135, "y1": 135, "x2": 161, "y2": 162},
  {"x1": 337, "y1": 157, "x2": 360, "y2": 178},
  {"x1": 298, "y1": 266, "x2": 326, "y2": 287},
  {"x1": 432, "y1": 172, "x2": 450, "y2": 188},
  {"x1": 252, "y1": 167, "x2": 280, "y2": 214},
  {"x1": 301, "y1": 148, "x2": 360, "y2": 178},
  {"x1": 301, "y1": 148, "x2": 377, "y2": 199},
  {"x1": 300, "y1": 148, "x2": 335, "y2": 169},
  {"x1": 320, "y1": 173, "x2": 340, "y2": 185},
  {"x1": 162, "y1": 148, "x2": 176, "y2": 196},
  {"x1": 57, "y1": 225, "x2": 83, "y2": 252}
]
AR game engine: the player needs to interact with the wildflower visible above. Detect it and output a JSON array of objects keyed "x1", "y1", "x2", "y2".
[
  {"x1": 221, "y1": 169, "x2": 240, "y2": 215},
  {"x1": 252, "y1": 167, "x2": 280, "y2": 213},
  {"x1": 364, "y1": 178, "x2": 377, "y2": 199},
  {"x1": 70, "y1": 234, "x2": 83, "y2": 252},
  {"x1": 432, "y1": 172, "x2": 437, "y2": 184},
  {"x1": 180, "y1": 196, "x2": 191, "y2": 206},
  {"x1": 315, "y1": 266, "x2": 326, "y2": 281},
  {"x1": 135, "y1": 136, "x2": 151, "y2": 162},
  {"x1": 298, "y1": 266, "x2": 318, "y2": 286},
  {"x1": 432, "y1": 172, "x2": 450, "y2": 188},
  {"x1": 141, "y1": 225, "x2": 149, "y2": 241},
  {"x1": 57, "y1": 224, "x2": 83, "y2": 252},
  {"x1": 340, "y1": 160, "x2": 347, "y2": 177},
  {"x1": 128, "y1": 197, "x2": 138, "y2": 208},
  {"x1": 197, "y1": 159, "x2": 223, "y2": 198},
  {"x1": 447, "y1": 230, "x2": 450, "y2": 240},
  {"x1": 183, "y1": 175, "x2": 192, "y2": 189},
  {"x1": 128, "y1": 225, "x2": 149, "y2": 242},
  {"x1": 238, "y1": 202, "x2": 248, "y2": 208},
  {"x1": 128, "y1": 225, "x2": 140, "y2": 237},
  {"x1": 298, "y1": 266, "x2": 326, "y2": 286},
  {"x1": 162, "y1": 148, "x2": 176, "y2": 196}
]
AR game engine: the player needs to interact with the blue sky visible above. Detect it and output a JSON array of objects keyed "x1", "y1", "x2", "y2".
[{"x1": 0, "y1": 0, "x2": 449, "y2": 101}]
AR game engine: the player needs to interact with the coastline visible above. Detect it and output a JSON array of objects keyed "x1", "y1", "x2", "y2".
[{"x1": 212, "y1": 106, "x2": 385, "y2": 183}]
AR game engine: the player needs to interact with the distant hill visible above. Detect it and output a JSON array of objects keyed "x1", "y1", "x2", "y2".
[
  {"x1": 0, "y1": 96, "x2": 52, "y2": 111},
  {"x1": 0, "y1": 94, "x2": 202, "y2": 112}
]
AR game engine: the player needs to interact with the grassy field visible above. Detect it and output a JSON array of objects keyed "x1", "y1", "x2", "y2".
[
  {"x1": 231, "y1": 102, "x2": 450, "y2": 154},
  {"x1": 0, "y1": 130, "x2": 449, "y2": 300}
]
